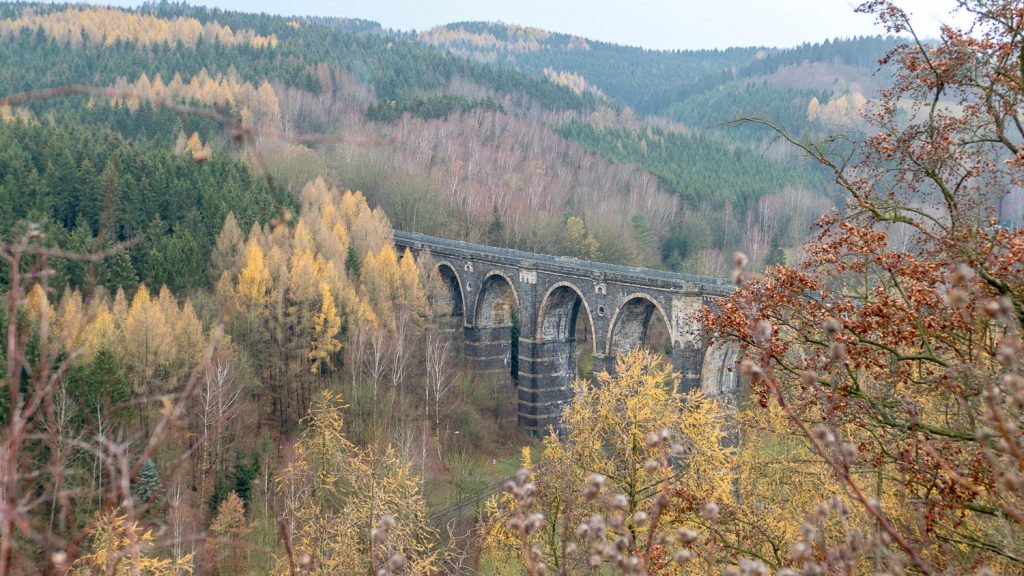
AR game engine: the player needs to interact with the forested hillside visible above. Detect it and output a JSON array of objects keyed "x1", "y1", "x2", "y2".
[{"x1": 0, "y1": 1, "x2": 860, "y2": 276}]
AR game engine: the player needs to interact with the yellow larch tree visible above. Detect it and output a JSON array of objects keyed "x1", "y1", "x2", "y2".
[
  {"x1": 70, "y1": 508, "x2": 192, "y2": 576},
  {"x1": 205, "y1": 491, "x2": 250, "y2": 575},
  {"x1": 274, "y1": 391, "x2": 438, "y2": 575},
  {"x1": 121, "y1": 285, "x2": 171, "y2": 396},
  {"x1": 398, "y1": 247, "x2": 430, "y2": 319},
  {"x1": 173, "y1": 299, "x2": 206, "y2": 370},
  {"x1": 563, "y1": 215, "x2": 600, "y2": 260},
  {"x1": 57, "y1": 289, "x2": 87, "y2": 356},
  {"x1": 82, "y1": 308, "x2": 116, "y2": 362},
  {"x1": 308, "y1": 283, "x2": 342, "y2": 374},
  {"x1": 24, "y1": 282, "x2": 54, "y2": 327},
  {"x1": 287, "y1": 244, "x2": 319, "y2": 305},
  {"x1": 110, "y1": 288, "x2": 129, "y2": 332},
  {"x1": 236, "y1": 240, "x2": 272, "y2": 310}
]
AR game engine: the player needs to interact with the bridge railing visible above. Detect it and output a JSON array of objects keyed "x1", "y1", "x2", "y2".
[{"x1": 393, "y1": 230, "x2": 733, "y2": 291}]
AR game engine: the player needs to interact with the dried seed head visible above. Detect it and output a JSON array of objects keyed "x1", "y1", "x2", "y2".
[
  {"x1": 611, "y1": 494, "x2": 629, "y2": 510},
  {"x1": 525, "y1": 513, "x2": 545, "y2": 535},
  {"x1": 945, "y1": 287, "x2": 968, "y2": 309},
  {"x1": 376, "y1": 515, "x2": 394, "y2": 531},
  {"x1": 949, "y1": 263, "x2": 974, "y2": 287},
  {"x1": 370, "y1": 528, "x2": 385, "y2": 546},
  {"x1": 643, "y1": 459, "x2": 660, "y2": 474},
  {"x1": 829, "y1": 342, "x2": 847, "y2": 364},
  {"x1": 50, "y1": 552, "x2": 67, "y2": 568},
  {"x1": 823, "y1": 317, "x2": 841, "y2": 337},
  {"x1": 791, "y1": 541, "x2": 811, "y2": 562},
  {"x1": 583, "y1": 473, "x2": 605, "y2": 499},
  {"x1": 739, "y1": 359, "x2": 762, "y2": 377},
  {"x1": 701, "y1": 502, "x2": 719, "y2": 521},
  {"x1": 673, "y1": 549, "x2": 693, "y2": 563},
  {"x1": 645, "y1": 431, "x2": 661, "y2": 447},
  {"x1": 754, "y1": 319, "x2": 773, "y2": 343},
  {"x1": 632, "y1": 511, "x2": 649, "y2": 526},
  {"x1": 610, "y1": 512, "x2": 626, "y2": 531},
  {"x1": 655, "y1": 492, "x2": 671, "y2": 510},
  {"x1": 840, "y1": 442, "x2": 860, "y2": 462},
  {"x1": 811, "y1": 424, "x2": 836, "y2": 445},
  {"x1": 387, "y1": 554, "x2": 407, "y2": 571},
  {"x1": 984, "y1": 299, "x2": 1002, "y2": 318},
  {"x1": 739, "y1": 559, "x2": 769, "y2": 576},
  {"x1": 996, "y1": 337, "x2": 1021, "y2": 368},
  {"x1": 799, "y1": 370, "x2": 818, "y2": 387},
  {"x1": 676, "y1": 527, "x2": 698, "y2": 545},
  {"x1": 732, "y1": 251, "x2": 749, "y2": 268}
]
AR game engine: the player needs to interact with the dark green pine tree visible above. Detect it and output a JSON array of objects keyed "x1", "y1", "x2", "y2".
[
  {"x1": 67, "y1": 348, "x2": 132, "y2": 429},
  {"x1": 63, "y1": 217, "x2": 96, "y2": 289},
  {"x1": 133, "y1": 459, "x2": 162, "y2": 504},
  {"x1": 345, "y1": 244, "x2": 361, "y2": 280},
  {"x1": 97, "y1": 250, "x2": 139, "y2": 292},
  {"x1": 486, "y1": 204, "x2": 504, "y2": 244}
]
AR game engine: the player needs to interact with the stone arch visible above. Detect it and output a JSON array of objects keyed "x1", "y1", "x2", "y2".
[
  {"x1": 606, "y1": 293, "x2": 672, "y2": 356},
  {"x1": 474, "y1": 271, "x2": 519, "y2": 328},
  {"x1": 536, "y1": 282, "x2": 595, "y2": 350},
  {"x1": 700, "y1": 340, "x2": 741, "y2": 398},
  {"x1": 434, "y1": 261, "x2": 465, "y2": 320}
]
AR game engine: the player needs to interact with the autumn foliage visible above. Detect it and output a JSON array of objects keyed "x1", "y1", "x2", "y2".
[{"x1": 701, "y1": 0, "x2": 1024, "y2": 572}]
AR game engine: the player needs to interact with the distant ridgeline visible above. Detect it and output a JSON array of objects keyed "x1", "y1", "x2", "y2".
[{"x1": 421, "y1": 22, "x2": 901, "y2": 112}]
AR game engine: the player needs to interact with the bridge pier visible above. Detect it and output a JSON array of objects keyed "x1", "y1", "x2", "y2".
[
  {"x1": 674, "y1": 344, "x2": 707, "y2": 394},
  {"x1": 518, "y1": 338, "x2": 576, "y2": 433}
]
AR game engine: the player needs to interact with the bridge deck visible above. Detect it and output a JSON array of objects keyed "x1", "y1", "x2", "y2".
[{"x1": 393, "y1": 230, "x2": 733, "y2": 294}]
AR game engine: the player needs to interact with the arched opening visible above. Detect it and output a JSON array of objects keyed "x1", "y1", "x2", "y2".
[
  {"x1": 608, "y1": 295, "x2": 673, "y2": 366},
  {"x1": 701, "y1": 341, "x2": 741, "y2": 400},
  {"x1": 536, "y1": 284, "x2": 594, "y2": 381},
  {"x1": 474, "y1": 273, "x2": 520, "y2": 382},
  {"x1": 434, "y1": 263, "x2": 464, "y2": 322}
]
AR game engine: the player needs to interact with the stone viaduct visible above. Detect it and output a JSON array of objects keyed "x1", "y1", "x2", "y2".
[{"x1": 394, "y1": 231, "x2": 738, "y2": 435}]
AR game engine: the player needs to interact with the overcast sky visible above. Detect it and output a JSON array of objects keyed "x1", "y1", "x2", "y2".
[{"x1": 83, "y1": 0, "x2": 970, "y2": 50}]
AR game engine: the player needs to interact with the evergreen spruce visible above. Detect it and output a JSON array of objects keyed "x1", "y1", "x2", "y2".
[{"x1": 133, "y1": 459, "x2": 161, "y2": 504}]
